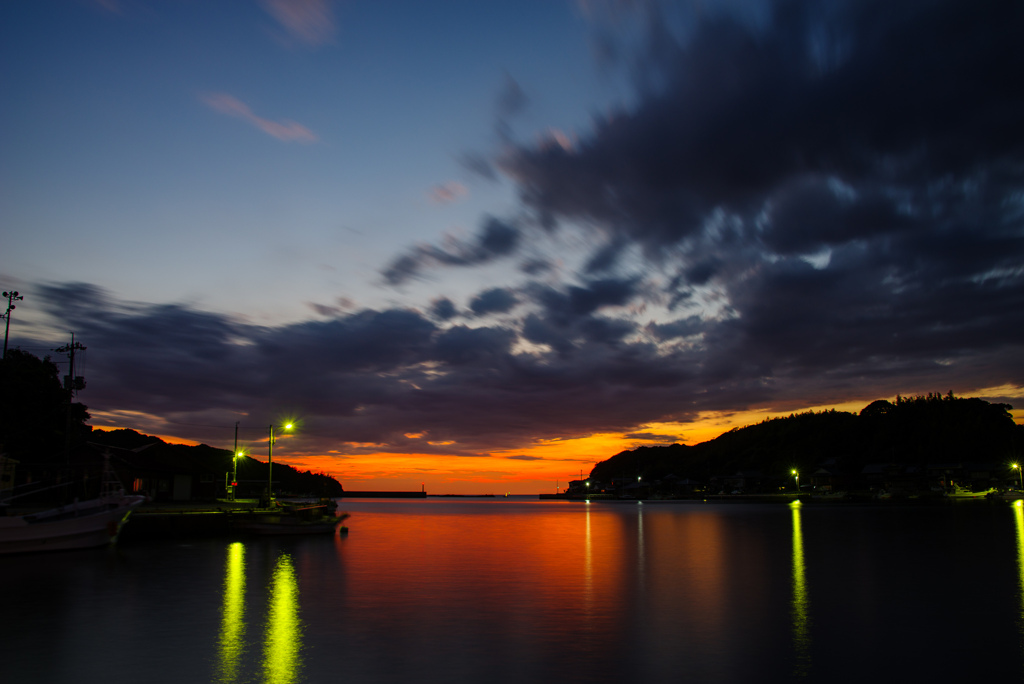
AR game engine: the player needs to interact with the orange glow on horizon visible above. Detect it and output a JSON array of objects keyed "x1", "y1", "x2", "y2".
[{"x1": 97, "y1": 389, "x2": 1023, "y2": 496}]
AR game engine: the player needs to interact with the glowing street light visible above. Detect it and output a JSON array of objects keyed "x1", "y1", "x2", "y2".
[
  {"x1": 1013, "y1": 463, "x2": 1023, "y2": 491},
  {"x1": 267, "y1": 422, "x2": 294, "y2": 503},
  {"x1": 231, "y1": 449, "x2": 245, "y2": 500},
  {"x1": 792, "y1": 469, "x2": 800, "y2": 493}
]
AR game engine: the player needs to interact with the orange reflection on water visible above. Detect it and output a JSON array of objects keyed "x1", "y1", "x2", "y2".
[
  {"x1": 641, "y1": 509, "x2": 727, "y2": 620},
  {"x1": 339, "y1": 502, "x2": 628, "y2": 640},
  {"x1": 633, "y1": 506, "x2": 730, "y2": 675}
]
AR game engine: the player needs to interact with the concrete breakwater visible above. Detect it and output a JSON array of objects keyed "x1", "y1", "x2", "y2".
[{"x1": 338, "y1": 491, "x2": 427, "y2": 498}]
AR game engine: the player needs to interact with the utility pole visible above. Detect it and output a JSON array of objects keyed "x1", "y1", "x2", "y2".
[
  {"x1": 231, "y1": 422, "x2": 239, "y2": 501},
  {"x1": 2, "y1": 290, "x2": 23, "y2": 359},
  {"x1": 268, "y1": 424, "x2": 275, "y2": 505},
  {"x1": 55, "y1": 333, "x2": 86, "y2": 464}
]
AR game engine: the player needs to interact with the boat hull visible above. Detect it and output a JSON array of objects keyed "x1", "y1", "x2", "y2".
[{"x1": 0, "y1": 495, "x2": 146, "y2": 554}]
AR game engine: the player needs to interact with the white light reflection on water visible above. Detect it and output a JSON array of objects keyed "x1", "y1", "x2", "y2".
[
  {"x1": 790, "y1": 500, "x2": 810, "y2": 677},
  {"x1": 216, "y1": 542, "x2": 246, "y2": 684}
]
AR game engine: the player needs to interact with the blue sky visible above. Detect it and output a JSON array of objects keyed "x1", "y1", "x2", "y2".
[
  {"x1": 2, "y1": 0, "x2": 1022, "y2": 493},
  {"x1": 2, "y1": 1, "x2": 613, "y2": 322}
]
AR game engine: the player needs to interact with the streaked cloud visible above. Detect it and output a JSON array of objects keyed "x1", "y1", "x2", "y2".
[
  {"x1": 261, "y1": 0, "x2": 336, "y2": 47},
  {"x1": 382, "y1": 216, "x2": 521, "y2": 285},
  {"x1": 201, "y1": 92, "x2": 317, "y2": 143}
]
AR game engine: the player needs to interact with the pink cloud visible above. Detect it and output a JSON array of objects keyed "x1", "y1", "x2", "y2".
[
  {"x1": 201, "y1": 93, "x2": 317, "y2": 143},
  {"x1": 261, "y1": 0, "x2": 336, "y2": 46},
  {"x1": 428, "y1": 182, "x2": 469, "y2": 205}
]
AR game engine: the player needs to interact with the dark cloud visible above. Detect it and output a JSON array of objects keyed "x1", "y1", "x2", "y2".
[
  {"x1": 19, "y1": 0, "x2": 1024, "y2": 471},
  {"x1": 469, "y1": 287, "x2": 518, "y2": 317},
  {"x1": 434, "y1": 324, "x2": 515, "y2": 366},
  {"x1": 382, "y1": 216, "x2": 522, "y2": 285},
  {"x1": 624, "y1": 432, "x2": 681, "y2": 443},
  {"x1": 646, "y1": 316, "x2": 704, "y2": 342},
  {"x1": 583, "y1": 237, "x2": 630, "y2": 274},
  {"x1": 429, "y1": 297, "x2": 459, "y2": 320},
  {"x1": 505, "y1": 0, "x2": 1024, "y2": 263},
  {"x1": 518, "y1": 258, "x2": 554, "y2": 276}
]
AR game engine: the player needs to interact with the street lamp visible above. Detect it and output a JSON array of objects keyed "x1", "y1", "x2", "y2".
[
  {"x1": 1013, "y1": 463, "x2": 1022, "y2": 491},
  {"x1": 231, "y1": 449, "x2": 245, "y2": 501},
  {"x1": 792, "y1": 469, "x2": 800, "y2": 493},
  {"x1": 267, "y1": 422, "x2": 294, "y2": 504}
]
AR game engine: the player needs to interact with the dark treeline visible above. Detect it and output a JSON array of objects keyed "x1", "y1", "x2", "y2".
[
  {"x1": 591, "y1": 393, "x2": 1022, "y2": 486},
  {"x1": 88, "y1": 428, "x2": 344, "y2": 498},
  {"x1": 0, "y1": 349, "x2": 90, "y2": 462},
  {"x1": 0, "y1": 349, "x2": 343, "y2": 499}
]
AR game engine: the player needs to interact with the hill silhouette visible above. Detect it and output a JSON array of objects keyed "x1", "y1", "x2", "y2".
[
  {"x1": 589, "y1": 393, "x2": 1022, "y2": 495},
  {"x1": 89, "y1": 428, "x2": 344, "y2": 498}
]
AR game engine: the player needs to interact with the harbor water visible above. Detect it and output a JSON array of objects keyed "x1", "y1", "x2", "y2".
[{"x1": 2, "y1": 497, "x2": 1023, "y2": 683}]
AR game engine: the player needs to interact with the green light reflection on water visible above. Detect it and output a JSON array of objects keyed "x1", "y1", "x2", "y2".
[
  {"x1": 217, "y1": 542, "x2": 246, "y2": 684},
  {"x1": 790, "y1": 501, "x2": 811, "y2": 677},
  {"x1": 262, "y1": 553, "x2": 303, "y2": 684},
  {"x1": 1014, "y1": 501, "x2": 1024, "y2": 619}
]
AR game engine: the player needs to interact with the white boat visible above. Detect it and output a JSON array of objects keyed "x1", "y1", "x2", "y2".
[
  {"x1": 0, "y1": 455, "x2": 145, "y2": 554},
  {"x1": 0, "y1": 491, "x2": 145, "y2": 554},
  {"x1": 944, "y1": 483, "x2": 995, "y2": 499}
]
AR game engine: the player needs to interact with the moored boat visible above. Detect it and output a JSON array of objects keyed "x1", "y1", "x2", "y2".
[
  {"x1": 0, "y1": 492, "x2": 146, "y2": 554},
  {"x1": 944, "y1": 483, "x2": 995, "y2": 499},
  {"x1": 231, "y1": 505, "x2": 349, "y2": 535}
]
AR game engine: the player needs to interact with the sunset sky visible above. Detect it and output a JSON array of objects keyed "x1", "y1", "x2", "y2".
[{"x1": 2, "y1": 0, "x2": 1022, "y2": 494}]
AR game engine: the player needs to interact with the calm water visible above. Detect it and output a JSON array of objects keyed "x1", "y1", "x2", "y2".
[{"x1": 2, "y1": 497, "x2": 1023, "y2": 683}]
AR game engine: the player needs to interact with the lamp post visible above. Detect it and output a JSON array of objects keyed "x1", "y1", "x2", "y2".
[
  {"x1": 267, "y1": 422, "x2": 294, "y2": 504},
  {"x1": 792, "y1": 469, "x2": 800, "y2": 493},
  {"x1": 1013, "y1": 463, "x2": 1022, "y2": 491},
  {"x1": 232, "y1": 449, "x2": 244, "y2": 500}
]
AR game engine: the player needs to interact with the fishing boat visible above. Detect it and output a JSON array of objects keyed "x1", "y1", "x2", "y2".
[
  {"x1": 944, "y1": 483, "x2": 995, "y2": 499},
  {"x1": 0, "y1": 491, "x2": 145, "y2": 554},
  {"x1": 0, "y1": 455, "x2": 146, "y2": 554},
  {"x1": 231, "y1": 504, "x2": 349, "y2": 536}
]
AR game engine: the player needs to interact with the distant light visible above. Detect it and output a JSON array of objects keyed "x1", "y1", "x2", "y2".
[
  {"x1": 791, "y1": 469, "x2": 798, "y2": 475},
  {"x1": 284, "y1": 423, "x2": 294, "y2": 430}
]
